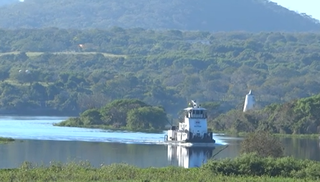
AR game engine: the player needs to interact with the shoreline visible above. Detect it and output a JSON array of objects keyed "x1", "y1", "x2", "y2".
[
  {"x1": 0, "y1": 137, "x2": 15, "y2": 143},
  {"x1": 212, "y1": 130, "x2": 319, "y2": 139},
  {"x1": 54, "y1": 123, "x2": 166, "y2": 134},
  {"x1": 1, "y1": 115, "x2": 318, "y2": 138}
]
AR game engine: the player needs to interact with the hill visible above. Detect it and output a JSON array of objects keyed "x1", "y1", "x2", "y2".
[
  {"x1": 0, "y1": 28, "x2": 320, "y2": 118},
  {"x1": 0, "y1": 0, "x2": 319, "y2": 31}
]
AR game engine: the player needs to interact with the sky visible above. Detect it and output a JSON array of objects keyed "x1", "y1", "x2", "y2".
[{"x1": 270, "y1": 0, "x2": 320, "y2": 21}]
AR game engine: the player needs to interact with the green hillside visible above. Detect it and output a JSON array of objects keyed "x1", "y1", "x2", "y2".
[
  {"x1": 0, "y1": 28, "x2": 320, "y2": 119},
  {"x1": 211, "y1": 94, "x2": 320, "y2": 134},
  {"x1": 0, "y1": 0, "x2": 319, "y2": 31}
]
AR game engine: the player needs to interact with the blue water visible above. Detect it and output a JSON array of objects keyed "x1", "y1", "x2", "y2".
[
  {"x1": 0, "y1": 116, "x2": 228, "y2": 145},
  {"x1": 0, "y1": 116, "x2": 233, "y2": 169},
  {"x1": 0, "y1": 116, "x2": 319, "y2": 169}
]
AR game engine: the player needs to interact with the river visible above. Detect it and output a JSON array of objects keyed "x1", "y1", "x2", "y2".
[{"x1": 0, "y1": 116, "x2": 319, "y2": 169}]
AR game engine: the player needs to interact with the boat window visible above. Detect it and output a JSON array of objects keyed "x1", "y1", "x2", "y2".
[{"x1": 186, "y1": 109, "x2": 207, "y2": 118}]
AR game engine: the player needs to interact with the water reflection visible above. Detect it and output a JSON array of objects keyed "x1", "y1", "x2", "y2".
[
  {"x1": 281, "y1": 137, "x2": 320, "y2": 161},
  {"x1": 167, "y1": 146, "x2": 214, "y2": 168},
  {"x1": 0, "y1": 140, "x2": 173, "y2": 169}
]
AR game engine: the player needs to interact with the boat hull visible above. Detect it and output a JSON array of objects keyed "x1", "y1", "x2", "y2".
[{"x1": 164, "y1": 141, "x2": 216, "y2": 147}]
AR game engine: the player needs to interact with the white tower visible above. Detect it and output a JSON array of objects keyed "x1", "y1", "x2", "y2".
[{"x1": 243, "y1": 90, "x2": 255, "y2": 112}]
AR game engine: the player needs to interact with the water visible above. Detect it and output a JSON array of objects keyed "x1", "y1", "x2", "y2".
[
  {"x1": 0, "y1": 116, "x2": 319, "y2": 169},
  {"x1": 0, "y1": 116, "x2": 165, "y2": 143}
]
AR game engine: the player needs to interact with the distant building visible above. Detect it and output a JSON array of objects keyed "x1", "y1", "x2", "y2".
[{"x1": 243, "y1": 90, "x2": 255, "y2": 112}]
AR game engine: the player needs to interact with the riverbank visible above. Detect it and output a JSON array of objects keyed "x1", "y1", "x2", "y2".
[
  {"x1": 1, "y1": 153, "x2": 319, "y2": 182},
  {"x1": 54, "y1": 119, "x2": 165, "y2": 133},
  {"x1": 54, "y1": 123, "x2": 165, "y2": 133},
  {"x1": 212, "y1": 130, "x2": 320, "y2": 139}
]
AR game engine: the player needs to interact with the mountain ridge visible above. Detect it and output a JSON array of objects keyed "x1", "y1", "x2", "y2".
[{"x1": 0, "y1": 0, "x2": 319, "y2": 32}]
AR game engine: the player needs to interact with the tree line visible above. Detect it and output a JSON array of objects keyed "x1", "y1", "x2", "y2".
[
  {"x1": 210, "y1": 94, "x2": 320, "y2": 134},
  {"x1": 56, "y1": 99, "x2": 168, "y2": 132}
]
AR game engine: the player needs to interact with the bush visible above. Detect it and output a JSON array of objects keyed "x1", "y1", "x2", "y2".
[
  {"x1": 54, "y1": 117, "x2": 83, "y2": 127},
  {"x1": 202, "y1": 153, "x2": 320, "y2": 179},
  {"x1": 240, "y1": 131, "x2": 284, "y2": 157}
]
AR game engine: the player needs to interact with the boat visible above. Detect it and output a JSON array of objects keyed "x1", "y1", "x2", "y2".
[{"x1": 164, "y1": 100, "x2": 215, "y2": 147}]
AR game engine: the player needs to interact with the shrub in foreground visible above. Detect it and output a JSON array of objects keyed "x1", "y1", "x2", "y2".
[
  {"x1": 240, "y1": 131, "x2": 284, "y2": 157},
  {"x1": 0, "y1": 155, "x2": 320, "y2": 181},
  {"x1": 202, "y1": 153, "x2": 320, "y2": 179}
]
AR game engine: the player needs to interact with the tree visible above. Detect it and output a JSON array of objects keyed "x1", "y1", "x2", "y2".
[
  {"x1": 46, "y1": 84, "x2": 61, "y2": 100},
  {"x1": 0, "y1": 66, "x2": 9, "y2": 82},
  {"x1": 126, "y1": 106, "x2": 168, "y2": 130},
  {"x1": 59, "y1": 73, "x2": 70, "y2": 83},
  {"x1": 100, "y1": 99, "x2": 149, "y2": 127},
  {"x1": 29, "y1": 82, "x2": 47, "y2": 101},
  {"x1": 240, "y1": 131, "x2": 284, "y2": 158},
  {"x1": 80, "y1": 108, "x2": 102, "y2": 125}
]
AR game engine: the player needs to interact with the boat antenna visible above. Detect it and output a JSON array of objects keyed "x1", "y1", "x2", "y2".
[{"x1": 191, "y1": 100, "x2": 197, "y2": 107}]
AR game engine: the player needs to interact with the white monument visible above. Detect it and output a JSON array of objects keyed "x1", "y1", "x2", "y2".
[{"x1": 243, "y1": 90, "x2": 255, "y2": 112}]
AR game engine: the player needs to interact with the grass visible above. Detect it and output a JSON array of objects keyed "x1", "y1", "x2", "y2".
[
  {"x1": 0, "y1": 137, "x2": 15, "y2": 143},
  {"x1": 0, "y1": 51, "x2": 127, "y2": 58},
  {"x1": 0, "y1": 161, "x2": 319, "y2": 182}
]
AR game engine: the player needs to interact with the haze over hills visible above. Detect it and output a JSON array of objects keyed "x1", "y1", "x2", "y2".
[{"x1": 0, "y1": 0, "x2": 319, "y2": 32}]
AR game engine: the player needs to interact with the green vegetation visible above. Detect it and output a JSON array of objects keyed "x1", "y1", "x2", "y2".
[
  {"x1": 0, "y1": 28, "x2": 319, "y2": 134},
  {"x1": 0, "y1": 137, "x2": 14, "y2": 143},
  {"x1": 55, "y1": 99, "x2": 168, "y2": 132},
  {"x1": 1, "y1": 0, "x2": 319, "y2": 32},
  {"x1": 274, "y1": 134, "x2": 320, "y2": 139},
  {"x1": 203, "y1": 153, "x2": 320, "y2": 179},
  {"x1": 240, "y1": 131, "x2": 284, "y2": 158},
  {"x1": 211, "y1": 94, "x2": 320, "y2": 134},
  {"x1": 1, "y1": 154, "x2": 319, "y2": 182},
  {"x1": 226, "y1": 132, "x2": 319, "y2": 139},
  {"x1": 0, "y1": 29, "x2": 319, "y2": 119}
]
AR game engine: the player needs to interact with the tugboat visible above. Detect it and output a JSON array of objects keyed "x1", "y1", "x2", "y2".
[{"x1": 164, "y1": 100, "x2": 215, "y2": 147}]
